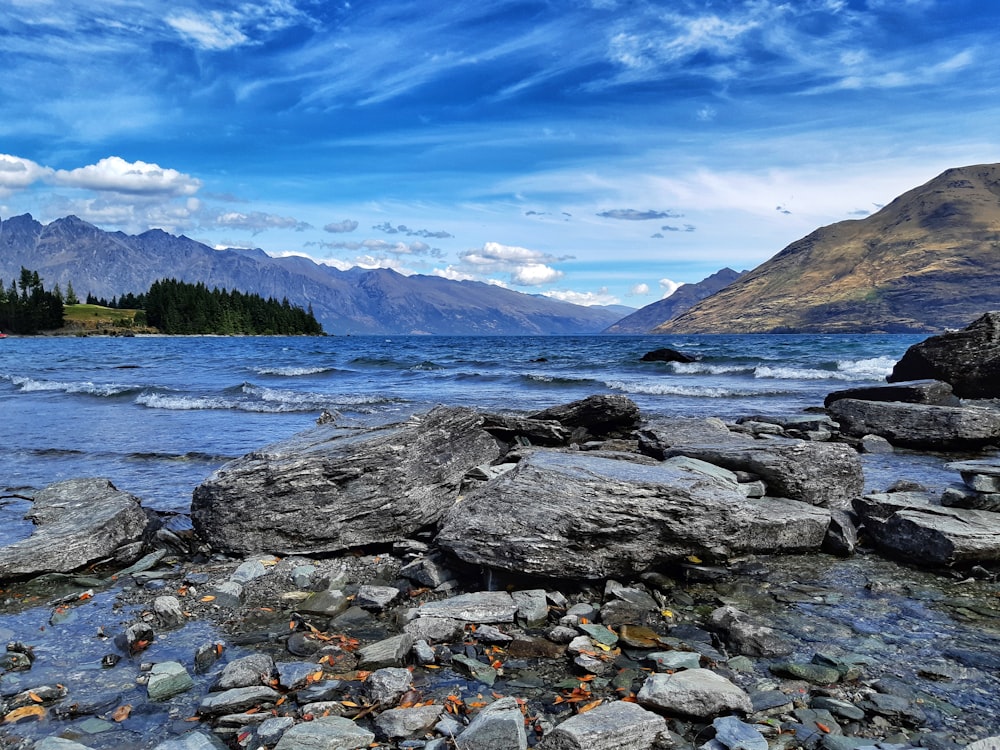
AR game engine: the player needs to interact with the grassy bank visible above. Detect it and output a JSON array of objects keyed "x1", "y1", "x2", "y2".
[{"x1": 57, "y1": 304, "x2": 157, "y2": 335}]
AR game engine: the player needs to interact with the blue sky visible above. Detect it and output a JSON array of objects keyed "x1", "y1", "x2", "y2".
[{"x1": 1, "y1": 0, "x2": 998, "y2": 308}]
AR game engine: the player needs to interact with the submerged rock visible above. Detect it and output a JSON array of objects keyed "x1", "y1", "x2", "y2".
[
  {"x1": 640, "y1": 347, "x2": 697, "y2": 363},
  {"x1": 191, "y1": 406, "x2": 502, "y2": 555}
]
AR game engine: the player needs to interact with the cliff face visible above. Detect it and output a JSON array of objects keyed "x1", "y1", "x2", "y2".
[
  {"x1": 0, "y1": 215, "x2": 622, "y2": 335},
  {"x1": 655, "y1": 164, "x2": 1000, "y2": 333}
]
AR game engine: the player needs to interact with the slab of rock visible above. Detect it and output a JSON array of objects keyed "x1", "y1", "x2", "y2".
[
  {"x1": 538, "y1": 699, "x2": 667, "y2": 749},
  {"x1": 197, "y1": 686, "x2": 280, "y2": 717},
  {"x1": 828, "y1": 398, "x2": 1000, "y2": 450},
  {"x1": 528, "y1": 394, "x2": 640, "y2": 440},
  {"x1": 888, "y1": 311, "x2": 1000, "y2": 398},
  {"x1": 147, "y1": 661, "x2": 194, "y2": 701},
  {"x1": 854, "y1": 491, "x2": 1000, "y2": 565},
  {"x1": 947, "y1": 460, "x2": 1000, "y2": 494},
  {"x1": 214, "y1": 653, "x2": 276, "y2": 691},
  {"x1": 455, "y1": 696, "x2": 527, "y2": 750},
  {"x1": 708, "y1": 606, "x2": 794, "y2": 658},
  {"x1": 636, "y1": 669, "x2": 752, "y2": 718},
  {"x1": 637, "y1": 417, "x2": 740, "y2": 459},
  {"x1": 373, "y1": 705, "x2": 444, "y2": 740},
  {"x1": 272, "y1": 716, "x2": 375, "y2": 750},
  {"x1": 413, "y1": 591, "x2": 517, "y2": 623},
  {"x1": 191, "y1": 406, "x2": 502, "y2": 555},
  {"x1": 357, "y1": 634, "x2": 414, "y2": 669},
  {"x1": 0, "y1": 478, "x2": 151, "y2": 580},
  {"x1": 438, "y1": 451, "x2": 831, "y2": 579},
  {"x1": 662, "y1": 440, "x2": 863, "y2": 508},
  {"x1": 824, "y1": 380, "x2": 959, "y2": 408},
  {"x1": 481, "y1": 414, "x2": 569, "y2": 446}
]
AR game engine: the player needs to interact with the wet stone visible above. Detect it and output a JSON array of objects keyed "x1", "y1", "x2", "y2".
[
  {"x1": 637, "y1": 669, "x2": 753, "y2": 718},
  {"x1": 290, "y1": 564, "x2": 318, "y2": 588},
  {"x1": 749, "y1": 690, "x2": 793, "y2": 715},
  {"x1": 275, "y1": 660, "x2": 320, "y2": 690},
  {"x1": 214, "y1": 653, "x2": 275, "y2": 691},
  {"x1": 297, "y1": 587, "x2": 349, "y2": 617},
  {"x1": 713, "y1": 715, "x2": 769, "y2": 750},
  {"x1": 547, "y1": 626, "x2": 579, "y2": 644},
  {"x1": 357, "y1": 633, "x2": 414, "y2": 669},
  {"x1": 648, "y1": 650, "x2": 701, "y2": 672},
  {"x1": 512, "y1": 589, "x2": 549, "y2": 625},
  {"x1": 147, "y1": 660, "x2": 194, "y2": 701},
  {"x1": 403, "y1": 616, "x2": 465, "y2": 644},
  {"x1": 364, "y1": 667, "x2": 413, "y2": 706},
  {"x1": 578, "y1": 623, "x2": 618, "y2": 646},
  {"x1": 296, "y1": 679, "x2": 343, "y2": 704},
  {"x1": 538, "y1": 699, "x2": 667, "y2": 750},
  {"x1": 810, "y1": 696, "x2": 866, "y2": 721},
  {"x1": 355, "y1": 584, "x2": 400, "y2": 611},
  {"x1": 792, "y1": 708, "x2": 842, "y2": 735},
  {"x1": 399, "y1": 554, "x2": 454, "y2": 588},
  {"x1": 770, "y1": 661, "x2": 841, "y2": 685},
  {"x1": 256, "y1": 716, "x2": 296, "y2": 746},
  {"x1": 272, "y1": 715, "x2": 375, "y2": 750},
  {"x1": 415, "y1": 590, "x2": 517, "y2": 623},
  {"x1": 456, "y1": 696, "x2": 527, "y2": 750},
  {"x1": 507, "y1": 635, "x2": 565, "y2": 659},
  {"x1": 452, "y1": 653, "x2": 498, "y2": 686},
  {"x1": 150, "y1": 732, "x2": 228, "y2": 750},
  {"x1": 198, "y1": 686, "x2": 280, "y2": 716},
  {"x1": 231, "y1": 558, "x2": 273, "y2": 584},
  {"x1": 374, "y1": 705, "x2": 445, "y2": 740},
  {"x1": 154, "y1": 595, "x2": 186, "y2": 627},
  {"x1": 209, "y1": 580, "x2": 244, "y2": 609}
]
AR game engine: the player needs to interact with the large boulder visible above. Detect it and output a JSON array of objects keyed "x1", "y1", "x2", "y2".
[
  {"x1": 191, "y1": 406, "x2": 502, "y2": 555},
  {"x1": 437, "y1": 450, "x2": 831, "y2": 579},
  {"x1": 887, "y1": 312, "x2": 1000, "y2": 398},
  {"x1": 528, "y1": 394, "x2": 641, "y2": 441},
  {"x1": 854, "y1": 491, "x2": 1000, "y2": 566},
  {"x1": 828, "y1": 398, "x2": 1000, "y2": 450},
  {"x1": 0, "y1": 478, "x2": 151, "y2": 581},
  {"x1": 640, "y1": 347, "x2": 697, "y2": 364},
  {"x1": 823, "y1": 380, "x2": 959, "y2": 408},
  {"x1": 661, "y1": 439, "x2": 863, "y2": 509}
]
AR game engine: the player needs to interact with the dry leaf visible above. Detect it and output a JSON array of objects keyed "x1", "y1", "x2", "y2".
[
  {"x1": 3, "y1": 705, "x2": 46, "y2": 723},
  {"x1": 112, "y1": 704, "x2": 132, "y2": 722},
  {"x1": 199, "y1": 595, "x2": 216, "y2": 602}
]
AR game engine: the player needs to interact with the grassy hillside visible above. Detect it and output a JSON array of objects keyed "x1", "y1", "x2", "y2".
[{"x1": 59, "y1": 304, "x2": 156, "y2": 335}]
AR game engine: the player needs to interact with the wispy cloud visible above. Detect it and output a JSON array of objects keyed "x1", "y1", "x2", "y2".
[
  {"x1": 324, "y1": 219, "x2": 359, "y2": 233},
  {"x1": 214, "y1": 210, "x2": 311, "y2": 234},
  {"x1": 598, "y1": 209, "x2": 683, "y2": 221}
]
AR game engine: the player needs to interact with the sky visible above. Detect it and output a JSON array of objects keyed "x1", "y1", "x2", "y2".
[{"x1": 1, "y1": 0, "x2": 999, "y2": 309}]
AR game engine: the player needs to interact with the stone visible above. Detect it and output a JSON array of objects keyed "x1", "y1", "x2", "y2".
[
  {"x1": 822, "y1": 509, "x2": 859, "y2": 556},
  {"x1": 399, "y1": 554, "x2": 455, "y2": 588},
  {"x1": 357, "y1": 634, "x2": 414, "y2": 669},
  {"x1": 708, "y1": 606, "x2": 794, "y2": 658},
  {"x1": 147, "y1": 661, "x2": 194, "y2": 701},
  {"x1": 403, "y1": 616, "x2": 465, "y2": 644},
  {"x1": 413, "y1": 591, "x2": 517, "y2": 623},
  {"x1": 0, "y1": 478, "x2": 151, "y2": 580},
  {"x1": 197, "y1": 686, "x2": 280, "y2": 716},
  {"x1": 828, "y1": 399, "x2": 1000, "y2": 450},
  {"x1": 272, "y1": 716, "x2": 375, "y2": 750},
  {"x1": 374, "y1": 705, "x2": 445, "y2": 740},
  {"x1": 276, "y1": 661, "x2": 321, "y2": 690},
  {"x1": 438, "y1": 451, "x2": 832, "y2": 579},
  {"x1": 941, "y1": 486, "x2": 1000, "y2": 512},
  {"x1": 648, "y1": 651, "x2": 701, "y2": 672},
  {"x1": 854, "y1": 492, "x2": 1000, "y2": 565},
  {"x1": 298, "y1": 588, "x2": 349, "y2": 617},
  {"x1": 641, "y1": 347, "x2": 697, "y2": 363},
  {"x1": 231, "y1": 558, "x2": 272, "y2": 584},
  {"x1": 256, "y1": 716, "x2": 296, "y2": 746},
  {"x1": 214, "y1": 653, "x2": 276, "y2": 691},
  {"x1": 712, "y1": 715, "x2": 769, "y2": 750},
  {"x1": 824, "y1": 380, "x2": 959, "y2": 408},
  {"x1": 150, "y1": 733, "x2": 228, "y2": 750},
  {"x1": 512, "y1": 589, "x2": 549, "y2": 625},
  {"x1": 453, "y1": 653, "x2": 498, "y2": 686},
  {"x1": 209, "y1": 581, "x2": 244, "y2": 609},
  {"x1": 355, "y1": 585, "x2": 400, "y2": 611},
  {"x1": 506, "y1": 635, "x2": 565, "y2": 659},
  {"x1": 860, "y1": 435, "x2": 894, "y2": 454},
  {"x1": 528, "y1": 394, "x2": 641, "y2": 440},
  {"x1": 153, "y1": 595, "x2": 186, "y2": 627},
  {"x1": 481, "y1": 414, "x2": 570, "y2": 446},
  {"x1": 456, "y1": 696, "x2": 528, "y2": 750},
  {"x1": 637, "y1": 417, "x2": 738, "y2": 459},
  {"x1": 33, "y1": 738, "x2": 96, "y2": 749},
  {"x1": 538, "y1": 699, "x2": 667, "y2": 749},
  {"x1": 887, "y1": 312, "x2": 1000, "y2": 398},
  {"x1": 966, "y1": 739, "x2": 1000, "y2": 750},
  {"x1": 948, "y1": 460, "x2": 1000, "y2": 494},
  {"x1": 636, "y1": 669, "x2": 753, "y2": 718},
  {"x1": 769, "y1": 661, "x2": 840, "y2": 685},
  {"x1": 364, "y1": 667, "x2": 413, "y2": 706},
  {"x1": 192, "y1": 406, "x2": 503, "y2": 555},
  {"x1": 663, "y1": 439, "x2": 863, "y2": 508}
]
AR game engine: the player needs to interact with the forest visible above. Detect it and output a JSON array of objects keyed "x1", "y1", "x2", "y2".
[{"x1": 0, "y1": 268, "x2": 65, "y2": 333}]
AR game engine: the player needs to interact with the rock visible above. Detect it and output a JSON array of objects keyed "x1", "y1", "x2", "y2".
[
  {"x1": 822, "y1": 510, "x2": 859, "y2": 556},
  {"x1": 33, "y1": 739, "x2": 97, "y2": 750},
  {"x1": 438, "y1": 451, "x2": 831, "y2": 579},
  {"x1": 364, "y1": 667, "x2": 413, "y2": 706},
  {"x1": 828, "y1": 399, "x2": 1000, "y2": 450},
  {"x1": 854, "y1": 492, "x2": 1000, "y2": 565},
  {"x1": 663, "y1": 440, "x2": 863, "y2": 508},
  {"x1": 191, "y1": 405, "x2": 503, "y2": 555},
  {"x1": 512, "y1": 589, "x2": 549, "y2": 625},
  {"x1": 648, "y1": 651, "x2": 701, "y2": 672},
  {"x1": 274, "y1": 662, "x2": 320, "y2": 690},
  {"x1": 528, "y1": 394, "x2": 641, "y2": 440},
  {"x1": 538, "y1": 699, "x2": 667, "y2": 749},
  {"x1": 941, "y1": 486, "x2": 1000, "y2": 512},
  {"x1": 481, "y1": 414, "x2": 570, "y2": 446},
  {"x1": 256, "y1": 716, "x2": 296, "y2": 746},
  {"x1": 272, "y1": 715, "x2": 375, "y2": 750},
  {"x1": 708, "y1": 606, "x2": 794, "y2": 658},
  {"x1": 888, "y1": 312, "x2": 1000, "y2": 398},
  {"x1": 860, "y1": 434, "x2": 894, "y2": 454},
  {"x1": 398, "y1": 553, "x2": 455, "y2": 588},
  {"x1": 641, "y1": 347, "x2": 698, "y2": 363},
  {"x1": 824, "y1": 380, "x2": 959, "y2": 408},
  {"x1": 506, "y1": 635, "x2": 565, "y2": 659},
  {"x1": 214, "y1": 653, "x2": 275, "y2": 691},
  {"x1": 357, "y1": 634, "x2": 414, "y2": 669},
  {"x1": 636, "y1": 669, "x2": 753, "y2": 718},
  {"x1": 413, "y1": 591, "x2": 517, "y2": 623},
  {"x1": 374, "y1": 705, "x2": 445, "y2": 740},
  {"x1": 769, "y1": 661, "x2": 841, "y2": 684},
  {"x1": 197, "y1": 686, "x2": 280, "y2": 716},
  {"x1": 297, "y1": 587, "x2": 349, "y2": 618},
  {"x1": 452, "y1": 653, "x2": 498, "y2": 686},
  {"x1": 403, "y1": 616, "x2": 465, "y2": 644},
  {"x1": 455, "y1": 696, "x2": 527, "y2": 750},
  {"x1": 0, "y1": 478, "x2": 151, "y2": 580},
  {"x1": 966, "y1": 739, "x2": 1000, "y2": 750},
  {"x1": 948, "y1": 460, "x2": 1000, "y2": 494},
  {"x1": 147, "y1": 661, "x2": 194, "y2": 701},
  {"x1": 354, "y1": 585, "x2": 400, "y2": 611},
  {"x1": 637, "y1": 417, "x2": 738, "y2": 459},
  {"x1": 208, "y1": 580, "x2": 244, "y2": 609},
  {"x1": 712, "y1": 715, "x2": 769, "y2": 750},
  {"x1": 153, "y1": 595, "x2": 186, "y2": 627},
  {"x1": 150, "y1": 734, "x2": 228, "y2": 750}
]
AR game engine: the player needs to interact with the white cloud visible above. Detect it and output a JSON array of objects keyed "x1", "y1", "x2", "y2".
[
  {"x1": 433, "y1": 266, "x2": 477, "y2": 282},
  {"x1": 166, "y1": 12, "x2": 248, "y2": 51},
  {"x1": 215, "y1": 210, "x2": 311, "y2": 234},
  {"x1": 629, "y1": 283, "x2": 650, "y2": 296},
  {"x1": 0, "y1": 154, "x2": 52, "y2": 196},
  {"x1": 53, "y1": 156, "x2": 201, "y2": 196},
  {"x1": 543, "y1": 288, "x2": 620, "y2": 306},
  {"x1": 324, "y1": 219, "x2": 359, "y2": 233},
  {"x1": 453, "y1": 241, "x2": 572, "y2": 287},
  {"x1": 660, "y1": 278, "x2": 683, "y2": 298},
  {"x1": 512, "y1": 264, "x2": 563, "y2": 286}
]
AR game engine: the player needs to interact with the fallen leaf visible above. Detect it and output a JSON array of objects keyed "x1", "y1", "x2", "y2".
[
  {"x1": 112, "y1": 704, "x2": 132, "y2": 722},
  {"x1": 686, "y1": 555, "x2": 702, "y2": 563},
  {"x1": 577, "y1": 699, "x2": 603, "y2": 714},
  {"x1": 3, "y1": 705, "x2": 45, "y2": 723},
  {"x1": 199, "y1": 595, "x2": 216, "y2": 602},
  {"x1": 28, "y1": 692, "x2": 43, "y2": 704},
  {"x1": 816, "y1": 722, "x2": 831, "y2": 734}
]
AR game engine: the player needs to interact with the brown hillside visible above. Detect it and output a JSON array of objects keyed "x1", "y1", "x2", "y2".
[{"x1": 655, "y1": 163, "x2": 1000, "y2": 333}]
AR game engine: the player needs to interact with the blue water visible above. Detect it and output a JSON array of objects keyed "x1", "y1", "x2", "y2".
[{"x1": 0, "y1": 333, "x2": 929, "y2": 523}]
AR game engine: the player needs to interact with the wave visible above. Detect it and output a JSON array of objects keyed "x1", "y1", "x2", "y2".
[
  {"x1": 136, "y1": 384, "x2": 403, "y2": 413},
  {"x1": 8, "y1": 376, "x2": 141, "y2": 398},
  {"x1": 668, "y1": 362, "x2": 755, "y2": 376},
  {"x1": 521, "y1": 373, "x2": 602, "y2": 387},
  {"x1": 252, "y1": 365, "x2": 338, "y2": 376},
  {"x1": 754, "y1": 355, "x2": 895, "y2": 382},
  {"x1": 605, "y1": 380, "x2": 788, "y2": 398}
]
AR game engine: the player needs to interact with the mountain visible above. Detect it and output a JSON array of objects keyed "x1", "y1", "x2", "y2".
[
  {"x1": 0, "y1": 214, "x2": 622, "y2": 335},
  {"x1": 654, "y1": 163, "x2": 1000, "y2": 334},
  {"x1": 603, "y1": 268, "x2": 746, "y2": 333}
]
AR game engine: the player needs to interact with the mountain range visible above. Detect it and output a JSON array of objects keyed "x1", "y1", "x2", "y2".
[
  {"x1": 0, "y1": 214, "x2": 626, "y2": 335},
  {"x1": 653, "y1": 163, "x2": 1000, "y2": 333}
]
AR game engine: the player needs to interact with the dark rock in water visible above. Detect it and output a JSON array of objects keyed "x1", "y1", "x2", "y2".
[
  {"x1": 708, "y1": 606, "x2": 794, "y2": 658},
  {"x1": 437, "y1": 450, "x2": 831, "y2": 579},
  {"x1": 824, "y1": 380, "x2": 959, "y2": 408},
  {"x1": 662, "y1": 439, "x2": 864, "y2": 509},
  {"x1": 640, "y1": 347, "x2": 697, "y2": 363},
  {"x1": 828, "y1": 398, "x2": 1000, "y2": 450},
  {"x1": 854, "y1": 491, "x2": 1000, "y2": 566},
  {"x1": 0, "y1": 478, "x2": 152, "y2": 581},
  {"x1": 528, "y1": 394, "x2": 641, "y2": 441},
  {"x1": 888, "y1": 311, "x2": 1000, "y2": 398},
  {"x1": 191, "y1": 406, "x2": 502, "y2": 555}
]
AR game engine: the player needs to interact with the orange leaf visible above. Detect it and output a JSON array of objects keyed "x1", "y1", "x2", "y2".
[
  {"x1": 199, "y1": 595, "x2": 216, "y2": 602},
  {"x1": 3, "y1": 705, "x2": 46, "y2": 723},
  {"x1": 28, "y1": 692, "x2": 43, "y2": 704},
  {"x1": 579, "y1": 617, "x2": 589, "y2": 624},
  {"x1": 79, "y1": 592, "x2": 93, "y2": 601},
  {"x1": 577, "y1": 699, "x2": 603, "y2": 714},
  {"x1": 816, "y1": 722, "x2": 831, "y2": 734},
  {"x1": 577, "y1": 675, "x2": 595, "y2": 682},
  {"x1": 112, "y1": 704, "x2": 132, "y2": 722}
]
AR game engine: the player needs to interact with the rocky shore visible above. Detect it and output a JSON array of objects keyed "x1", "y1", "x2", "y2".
[{"x1": 2, "y1": 316, "x2": 1000, "y2": 750}]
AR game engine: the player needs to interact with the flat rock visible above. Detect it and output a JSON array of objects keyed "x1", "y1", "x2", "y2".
[
  {"x1": 197, "y1": 686, "x2": 280, "y2": 716},
  {"x1": 538, "y1": 699, "x2": 667, "y2": 750},
  {"x1": 636, "y1": 668, "x2": 752, "y2": 718},
  {"x1": 708, "y1": 606, "x2": 794, "y2": 658},
  {"x1": 272, "y1": 715, "x2": 375, "y2": 750},
  {"x1": 0, "y1": 478, "x2": 151, "y2": 580},
  {"x1": 824, "y1": 380, "x2": 959, "y2": 408},
  {"x1": 828, "y1": 398, "x2": 1000, "y2": 450},
  {"x1": 947, "y1": 460, "x2": 1000, "y2": 494},
  {"x1": 528, "y1": 394, "x2": 640, "y2": 440},
  {"x1": 147, "y1": 661, "x2": 194, "y2": 701},
  {"x1": 373, "y1": 705, "x2": 444, "y2": 740},
  {"x1": 455, "y1": 696, "x2": 527, "y2": 750},
  {"x1": 438, "y1": 451, "x2": 831, "y2": 579},
  {"x1": 191, "y1": 406, "x2": 502, "y2": 555},
  {"x1": 854, "y1": 492, "x2": 1000, "y2": 565},
  {"x1": 413, "y1": 591, "x2": 517, "y2": 623},
  {"x1": 637, "y1": 417, "x2": 742, "y2": 459}
]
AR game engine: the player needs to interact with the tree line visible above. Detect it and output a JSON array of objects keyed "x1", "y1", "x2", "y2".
[
  {"x1": 0, "y1": 270, "x2": 324, "y2": 335},
  {"x1": 0, "y1": 268, "x2": 65, "y2": 333}
]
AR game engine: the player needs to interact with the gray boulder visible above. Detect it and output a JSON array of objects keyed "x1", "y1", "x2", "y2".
[
  {"x1": 191, "y1": 406, "x2": 502, "y2": 555},
  {"x1": 828, "y1": 398, "x2": 1000, "y2": 450},
  {"x1": 437, "y1": 450, "x2": 831, "y2": 579},
  {"x1": 708, "y1": 606, "x2": 794, "y2": 658},
  {"x1": 0, "y1": 478, "x2": 151, "y2": 581},
  {"x1": 854, "y1": 491, "x2": 1000, "y2": 566},
  {"x1": 455, "y1": 696, "x2": 527, "y2": 750},
  {"x1": 538, "y1": 700, "x2": 667, "y2": 750},
  {"x1": 528, "y1": 394, "x2": 640, "y2": 440},
  {"x1": 824, "y1": 380, "x2": 959, "y2": 408},
  {"x1": 888, "y1": 311, "x2": 1000, "y2": 398},
  {"x1": 636, "y1": 669, "x2": 752, "y2": 718},
  {"x1": 637, "y1": 417, "x2": 739, "y2": 459},
  {"x1": 272, "y1": 716, "x2": 374, "y2": 750},
  {"x1": 662, "y1": 439, "x2": 863, "y2": 508}
]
